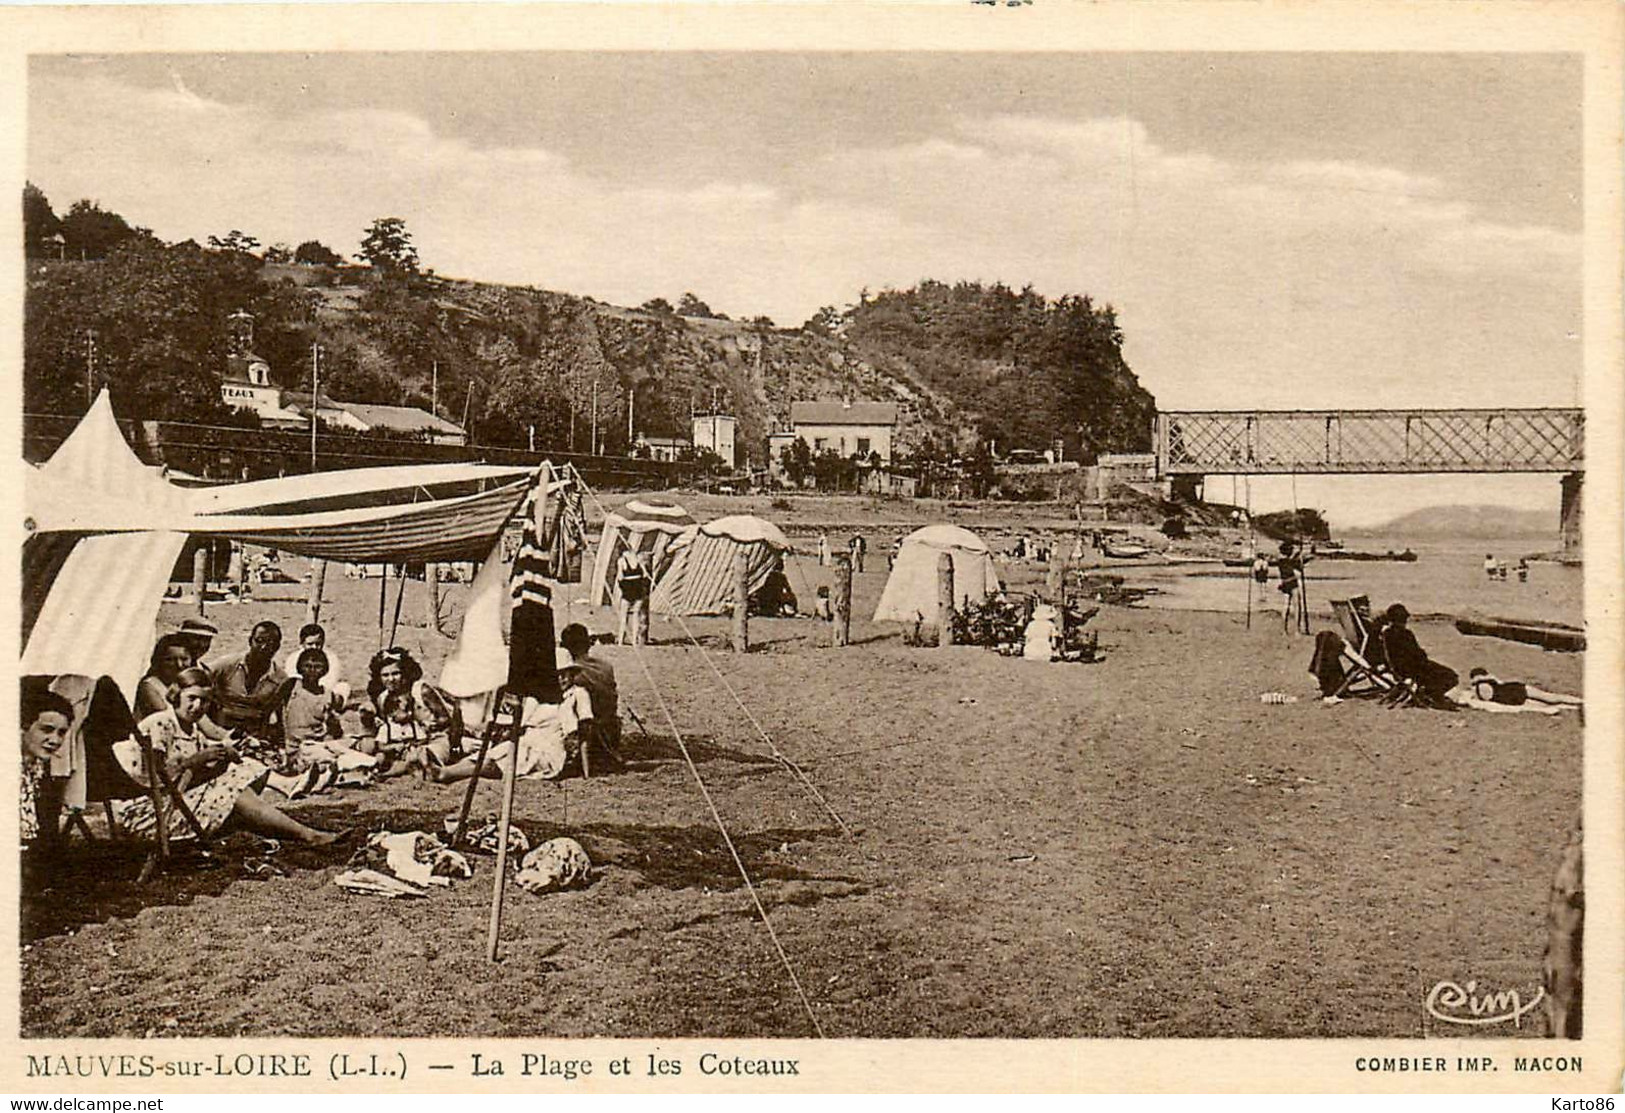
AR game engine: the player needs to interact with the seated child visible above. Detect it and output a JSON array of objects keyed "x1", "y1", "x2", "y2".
[
  {"x1": 430, "y1": 650, "x2": 595, "y2": 783},
  {"x1": 371, "y1": 687, "x2": 459, "y2": 779},
  {"x1": 266, "y1": 649, "x2": 373, "y2": 797}
]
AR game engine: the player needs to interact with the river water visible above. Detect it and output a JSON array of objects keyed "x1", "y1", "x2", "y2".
[{"x1": 1122, "y1": 534, "x2": 1582, "y2": 627}]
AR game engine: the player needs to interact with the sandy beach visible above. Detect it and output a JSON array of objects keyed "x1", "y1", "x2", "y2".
[{"x1": 21, "y1": 517, "x2": 1581, "y2": 1039}]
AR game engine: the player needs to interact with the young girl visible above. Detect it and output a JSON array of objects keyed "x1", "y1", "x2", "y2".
[
  {"x1": 362, "y1": 648, "x2": 462, "y2": 777},
  {"x1": 267, "y1": 648, "x2": 354, "y2": 797},
  {"x1": 113, "y1": 668, "x2": 341, "y2": 846}
]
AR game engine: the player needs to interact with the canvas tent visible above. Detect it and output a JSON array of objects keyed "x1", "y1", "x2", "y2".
[
  {"x1": 21, "y1": 391, "x2": 538, "y2": 696},
  {"x1": 648, "y1": 514, "x2": 791, "y2": 617},
  {"x1": 588, "y1": 498, "x2": 696, "y2": 606},
  {"x1": 873, "y1": 524, "x2": 1002, "y2": 624}
]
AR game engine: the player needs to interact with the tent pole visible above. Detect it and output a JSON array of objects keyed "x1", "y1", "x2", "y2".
[
  {"x1": 388, "y1": 564, "x2": 407, "y2": 647},
  {"x1": 486, "y1": 691, "x2": 522, "y2": 962},
  {"x1": 377, "y1": 566, "x2": 387, "y2": 649}
]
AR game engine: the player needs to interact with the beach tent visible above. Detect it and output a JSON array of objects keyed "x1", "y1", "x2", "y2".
[
  {"x1": 873, "y1": 524, "x2": 1002, "y2": 624},
  {"x1": 649, "y1": 514, "x2": 791, "y2": 617},
  {"x1": 588, "y1": 498, "x2": 696, "y2": 606},
  {"x1": 21, "y1": 391, "x2": 539, "y2": 695}
]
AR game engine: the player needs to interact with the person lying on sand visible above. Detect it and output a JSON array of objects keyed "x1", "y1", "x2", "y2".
[
  {"x1": 1447, "y1": 667, "x2": 1583, "y2": 715},
  {"x1": 113, "y1": 668, "x2": 343, "y2": 847}
]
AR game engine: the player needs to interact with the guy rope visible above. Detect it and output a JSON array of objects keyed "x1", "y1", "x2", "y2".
[
  {"x1": 568, "y1": 465, "x2": 854, "y2": 839},
  {"x1": 625, "y1": 638, "x2": 828, "y2": 1038}
]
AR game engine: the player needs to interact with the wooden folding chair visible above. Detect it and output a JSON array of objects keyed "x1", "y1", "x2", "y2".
[{"x1": 1328, "y1": 598, "x2": 1397, "y2": 699}]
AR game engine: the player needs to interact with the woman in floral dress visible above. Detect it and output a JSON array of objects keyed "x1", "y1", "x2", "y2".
[{"x1": 113, "y1": 667, "x2": 340, "y2": 846}]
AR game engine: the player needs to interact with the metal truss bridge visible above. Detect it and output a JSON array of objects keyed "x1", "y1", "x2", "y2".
[{"x1": 1153, "y1": 408, "x2": 1584, "y2": 476}]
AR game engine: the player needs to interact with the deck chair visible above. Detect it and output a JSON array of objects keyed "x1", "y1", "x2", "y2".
[
  {"x1": 1328, "y1": 599, "x2": 1397, "y2": 699},
  {"x1": 27, "y1": 675, "x2": 211, "y2": 879}
]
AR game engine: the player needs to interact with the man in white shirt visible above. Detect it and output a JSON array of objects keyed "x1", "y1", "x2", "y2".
[{"x1": 283, "y1": 622, "x2": 350, "y2": 703}]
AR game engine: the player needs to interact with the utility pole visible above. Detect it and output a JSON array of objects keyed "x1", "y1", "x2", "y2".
[
  {"x1": 591, "y1": 377, "x2": 600, "y2": 455},
  {"x1": 461, "y1": 382, "x2": 474, "y2": 434},
  {"x1": 431, "y1": 360, "x2": 438, "y2": 417},
  {"x1": 310, "y1": 341, "x2": 321, "y2": 472},
  {"x1": 627, "y1": 387, "x2": 635, "y2": 450},
  {"x1": 85, "y1": 329, "x2": 97, "y2": 405}
]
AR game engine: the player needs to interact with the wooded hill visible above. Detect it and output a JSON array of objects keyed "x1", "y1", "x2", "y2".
[{"x1": 24, "y1": 193, "x2": 1157, "y2": 470}]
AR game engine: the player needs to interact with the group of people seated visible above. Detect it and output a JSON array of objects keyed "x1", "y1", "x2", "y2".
[
  {"x1": 1330, "y1": 600, "x2": 1581, "y2": 713},
  {"x1": 21, "y1": 616, "x2": 624, "y2": 864}
]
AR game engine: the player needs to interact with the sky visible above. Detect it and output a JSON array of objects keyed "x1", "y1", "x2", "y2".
[{"x1": 26, "y1": 52, "x2": 1586, "y2": 528}]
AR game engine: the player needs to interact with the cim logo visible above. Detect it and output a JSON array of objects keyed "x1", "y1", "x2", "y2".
[{"x1": 1426, "y1": 979, "x2": 1545, "y2": 1028}]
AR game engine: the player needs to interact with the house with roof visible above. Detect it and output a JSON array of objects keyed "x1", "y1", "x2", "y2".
[
  {"x1": 341, "y1": 402, "x2": 468, "y2": 446},
  {"x1": 788, "y1": 400, "x2": 898, "y2": 463}
]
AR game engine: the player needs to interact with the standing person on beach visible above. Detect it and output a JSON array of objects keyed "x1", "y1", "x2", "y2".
[
  {"x1": 1276, "y1": 541, "x2": 1310, "y2": 634},
  {"x1": 614, "y1": 548, "x2": 650, "y2": 646},
  {"x1": 818, "y1": 533, "x2": 830, "y2": 567},
  {"x1": 1484, "y1": 553, "x2": 1498, "y2": 579},
  {"x1": 851, "y1": 533, "x2": 866, "y2": 573}
]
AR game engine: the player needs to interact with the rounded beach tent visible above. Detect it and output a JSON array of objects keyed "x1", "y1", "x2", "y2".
[
  {"x1": 873, "y1": 524, "x2": 1002, "y2": 624},
  {"x1": 588, "y1": 498, "x2": 697, "y2": 606},
  {"x1": 649, "y1": 514, "x2": 791, "y2": 616}
]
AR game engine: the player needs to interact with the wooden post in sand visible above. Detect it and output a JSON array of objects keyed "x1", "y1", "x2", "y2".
[
  {"x1": 486, "y1": 704, "x2": 521, "y2": 963},
  {"x1": 832, "y1": 553, "x2": 852, "y2": 647},
  {"x1": 1046, "y1": 545, "x2": 1066, "y2": 607},
  {"x1": 423, "y1": 561, "x2": 439, "y2": 632},
  {"x1": 936, "y1": 551, "x2": 955, "y2": 649},
  {"x1": 634, "y1": 596, "x2": 650, "y2": 647},
  {"x1": 732, "y1": 547, "x2": 750, "y2": 653},
  {"x1": 192, "y1": 546, "x2": 209, "y2": 615},
  {"x1": 306, "y1": 558, "x2": 328, "y2": 626}
]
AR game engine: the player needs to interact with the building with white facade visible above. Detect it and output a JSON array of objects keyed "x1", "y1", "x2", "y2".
[
  {"x1": 691, "y1": 413, "x2": 737, "y2": 469},
  {"x1": 788, "y1": 400, "x2": 898, "y2": 462}
]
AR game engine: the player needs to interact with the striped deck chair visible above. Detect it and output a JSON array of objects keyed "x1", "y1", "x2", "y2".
[{"x1": 1329, "y1": 598, "x2": 1398, "y2": 699}]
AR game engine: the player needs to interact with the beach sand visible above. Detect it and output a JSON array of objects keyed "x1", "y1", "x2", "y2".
[{"x1": 21, "y1": 542, "x2": 1581, "y2": 1039}]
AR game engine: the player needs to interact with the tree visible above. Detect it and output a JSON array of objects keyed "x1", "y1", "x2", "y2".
[
  {"x1": 263, "y1": 243, "x2": 293, "y2": 264},
  {"x1": 676, "y1": 292, "x2": 716, "y2": 319},
  {"x1": 294, "y1": 240, "x2": 344, "y2": 267},
  {"x1": 357, "y1": 217, "x2": 419, "y2": 274},
  {"x1": 59, "y1": 199, "x2": 142, "y2": 261},
  {"x1": 207, "y1": 229, "x2": 261, "y2": 256},
  {"x1": 782, "y1": 437, "x2": 813, "y2": 487},
  {"x1": 802, "y1": 305, "x2": 842, "y2": 336},
  {"x1": 23, "y1": 183, "x2": 61, "y2": 259},
  {"x1": 640, "y1": 297, "x2": 675, "y2": 316}
]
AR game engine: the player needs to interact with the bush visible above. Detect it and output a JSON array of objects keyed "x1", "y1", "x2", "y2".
[{"x1": 770, "y1": 496, "x2": 792, "y2": 512}]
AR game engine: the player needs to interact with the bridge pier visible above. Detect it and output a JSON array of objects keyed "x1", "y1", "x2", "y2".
[
  {"x1": 1169, "y1": 475, "x2": 1202, "y2": 504},
  {"x1": 1561, "y1": 472, "x2": 1582, "y2": 559}
]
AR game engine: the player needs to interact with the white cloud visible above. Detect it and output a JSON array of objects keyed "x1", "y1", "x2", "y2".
[{"x1": 28, "y1": 76, "x2": 1581, "y2": 413}]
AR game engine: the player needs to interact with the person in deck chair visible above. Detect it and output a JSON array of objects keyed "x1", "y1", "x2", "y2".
[{"x1": 1379, "y1": 604, "x2": 1458, "y2": 706}]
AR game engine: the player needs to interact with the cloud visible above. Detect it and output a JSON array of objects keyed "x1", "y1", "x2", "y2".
[{"x1": 27, "y1": 75, "x2": 1581, "y2": 412}]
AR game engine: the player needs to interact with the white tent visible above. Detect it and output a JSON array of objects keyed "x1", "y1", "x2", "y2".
[
  {"x1": 872, "y1": 524, "x2": 1002, "y2": 624},
  {"x1": 649, "y1": 514, "x2": 791, "y2": 617},
  {"x1": 587, "y1": 498, "x2": 696, "y2": 606},
  {"x1": 21, "y1": 391, "x2": 539, "y2": 695}
]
